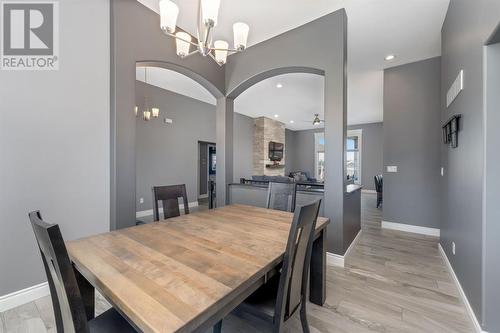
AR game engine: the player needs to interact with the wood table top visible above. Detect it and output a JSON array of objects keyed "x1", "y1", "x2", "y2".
[{"x1": 67, "y1": 204, "x2": 329, "y2": 333}]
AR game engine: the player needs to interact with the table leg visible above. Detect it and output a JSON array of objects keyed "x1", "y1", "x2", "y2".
[
  {"x1": 310, "y1": 228, "x2": 326, "y2": 305},
  {"x1": 74, "y1": 265, "x2": 95, "y2": 320}
]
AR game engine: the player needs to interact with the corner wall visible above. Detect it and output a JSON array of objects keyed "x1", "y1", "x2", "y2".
[
  {"x1": 383, "y1": 57, "x2": 442, "y2": 230},
  {"x1": 440, "y1": 0, "x2": 500, "y2": 328}
]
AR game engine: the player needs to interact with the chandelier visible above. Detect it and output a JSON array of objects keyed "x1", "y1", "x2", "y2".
[
  {"x1": 159, "y1": 0, "x2": 250, "y2": 66},
  {"x1": 135, "y1": 67, "x2": 160, "y2": 121}
]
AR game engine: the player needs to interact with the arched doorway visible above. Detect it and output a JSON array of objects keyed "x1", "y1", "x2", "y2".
[{"x1": 111, "y1": 60, "x2": 224, "y2": 230}]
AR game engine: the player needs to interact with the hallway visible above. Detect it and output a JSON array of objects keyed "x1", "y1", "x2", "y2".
[{"x1": 311, "y1": 193, "x2": 474, "y2": 332}]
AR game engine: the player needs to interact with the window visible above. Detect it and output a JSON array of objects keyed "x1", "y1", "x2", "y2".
[
  {"x1": 346, "y1": 129, "x2": 362, "y2": 185},
  {"x1": 314, "y1": 133, "x2": 325, "y2": 181}
]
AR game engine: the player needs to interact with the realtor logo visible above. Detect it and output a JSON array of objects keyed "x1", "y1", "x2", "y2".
[{"x1": 1, "y1": 1, "x2": 59, "y2": 70}]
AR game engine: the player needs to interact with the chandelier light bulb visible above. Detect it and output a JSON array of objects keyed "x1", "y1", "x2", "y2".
[
  {"x1": 214, "y1": 40, "x2": 229, "y2": 65},
  {"x1": 201, "y1": 0, "x2": 220, "y2": 26},
  {"x1": 233, "y1": 22, "x2": 249, "y2": 51},
  {"x1": 151, "y1": 107, "x2": 160, "y2": 118},
  {"x1": 159, "y1": 0, "x2": 179, "y2": 34},
  {"x1": 175, "y1": 32, "x2": 192, "y2": 57}
]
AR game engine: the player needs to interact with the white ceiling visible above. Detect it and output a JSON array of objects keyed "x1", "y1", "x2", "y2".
[
  {"x1": 137, "y1": 0, "x2": 449, "y2": 128},
  {"x1": 235, "y1": 73, "x2": 325, "y2": 130},
  {"x1": 136, "y1": 66, "x2": 216, "y2": 105}
]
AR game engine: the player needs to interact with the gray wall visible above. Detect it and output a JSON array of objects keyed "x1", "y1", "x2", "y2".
[
  {"x1": 348, "y1": 123, "x2": 383, "y2": 191},
  {"x1": 286, "y1": 128, "x2": 324, "y2": 177},
  {"x1": 233, "y1": 113, "x2": 255, "y2": 182},
  {"x1": 135, "y1": 81, "x2": 216, "y2": 210},
  {"x1": 441, "y1": 0, "x2": 500, "y2": 329},
  {"x1": 135, "y1": 81, "x2": 254, "y2": 210},
  {"x1": 0, "y1": 0, "x2": 110, "y2": 295},
  {"x1": 225, "y1": 10, "x2": 348, "y2": 254},
  {"x1": 284, "y1": 129, "x2": 296, "y2": 176},
  {"x1": 484, "y1": 41, "x2": 500, "y2": 333},
  {"x1": 112, "y1": 0, "x2": 225, "y2": 230},
  {"x1": 383, "y1": 57, "x2": 442, "y2": 229}
]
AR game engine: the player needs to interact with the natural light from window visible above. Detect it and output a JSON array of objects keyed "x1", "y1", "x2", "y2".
[{"x1": 346, "y1": 129, "x2": 362, "y2": 185}]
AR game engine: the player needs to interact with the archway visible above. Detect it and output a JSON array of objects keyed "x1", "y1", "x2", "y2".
[
  {"x1": 227, "y1": 66, "x2": 325, "y2": 99},
  {"x1": 111, "y1": 59, "x2": 224, "y2": 230},
  {"x1": 136, "y1": 61, "x2": 224, "y2": 99}
]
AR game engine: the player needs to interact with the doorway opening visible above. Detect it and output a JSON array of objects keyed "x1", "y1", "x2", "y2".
[{"x1": 198, "y1": 141, "x2": 216, "y2": 209}]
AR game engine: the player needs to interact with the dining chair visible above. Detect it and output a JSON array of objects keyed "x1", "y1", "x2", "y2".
[
  {"x1": 215, "y1": 199, "x2": 322, "y2": 333},
  {"x1": 266, "y1": 182, "x2": 297, "y2": 212},
  {"x1": 28, "y1": 211, "x2": 137, "y2": 333},
  {"x1": 374, "y1": 175, "x2": 383, "y2": 208},
  {"x1": 152, "y1": 184, "x2": 189, "y2": 221}
]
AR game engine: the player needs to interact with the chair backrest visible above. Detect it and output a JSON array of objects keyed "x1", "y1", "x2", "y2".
[
  {"x1": 274, "y1": 200, "x2": 321, "y2": 324},
  {"x1": 29, "y1": 211, "x2": 89, "y2": 333},
  {"x1": 374, "y1": 174, "x2": 383, "y2": 193},
  {"x1": 266, "y1": 182, "x2": 297, "y2": 212},
  {"x1": 152, "y1": 184, "x2": 189, "y2": 221}
]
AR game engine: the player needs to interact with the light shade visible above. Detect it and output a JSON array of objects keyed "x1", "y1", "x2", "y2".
[
  {"x1": 151, "y1": 107, "x2": 160, "y2": 118},
  {"x1": 159, "y1": 0, "x2": 179, "y2": 34},
  {"x1": 214, "y1": 40, "x2": 228, "y2": 65},
  {"x1": 134, "y1": 106, "x2": 138, "y2": 117},
  {"x1": 143, "y1": 109, "x2": 151, "y2": 121},
  {"x1": 201, "y1": 0, "x2": 220, "y2": 26},
  {"x1": 233, "y1": 22, "x2": 249, "y2": 50},
  {"x1": 175, "y1": 32, "x2": 191, "y2": 57}
]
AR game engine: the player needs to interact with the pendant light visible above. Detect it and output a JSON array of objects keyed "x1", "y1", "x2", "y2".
[{"x1": 139, "y1": 67, "x2": 160, "y2": 121}]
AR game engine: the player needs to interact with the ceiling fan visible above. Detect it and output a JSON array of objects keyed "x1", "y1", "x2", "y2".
[{"x1": 299, "y1": 114, "x2": 324, "y2": 126}]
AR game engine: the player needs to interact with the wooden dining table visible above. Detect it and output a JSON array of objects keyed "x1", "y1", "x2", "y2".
[{"x1": 67, "y1": 204, "x2": 329, "y2": 333}]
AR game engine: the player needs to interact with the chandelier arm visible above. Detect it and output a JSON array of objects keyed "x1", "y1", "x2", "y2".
[
  {"x1": 209, "y1": 47, "x2": 240, "y2": 53},
  {"x1": 182, "y1": 49, "x2": 201, "y2": 59},
  {"x1": 162, "y1": 30, "x2": 199, "y2": 47},
  {"x1": 203, "y1": 24, "x2": 214, "y2": 49}
]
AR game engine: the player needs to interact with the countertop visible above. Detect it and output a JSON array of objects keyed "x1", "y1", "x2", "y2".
[{"x1": 346, "y1": 184, "x2": 363, "y2": 194}]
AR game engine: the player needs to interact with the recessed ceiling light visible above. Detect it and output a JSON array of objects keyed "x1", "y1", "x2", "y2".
[
  {"x1": 385, "y1": 54, "x2": 396, "y2": 61},
  {"x1": 274, "y1": 114, "x2": 279, "y2": 118},
  {"x1": 289, "y1": 120, "x2": 294, "y2": 124},
  {"x1": 276, "y1": 83, "x2": 283, "y2": 88}
]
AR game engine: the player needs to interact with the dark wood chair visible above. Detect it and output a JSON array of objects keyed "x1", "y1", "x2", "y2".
[
  {"x1": 266, "y1": 182, "x2": 297, "y2": 212},
  {"x1": 28, "y1": 211, "x2": 137, "y2": 333},
  {"x1": 152, "y1": 184, "x2": 189, "y2": 221},
  {"x1": 374, "y1": 174, "x2": 383, "y2": 208},
  {"x1": 215, "y1": 199, "x2": 322, "y2": 333}
]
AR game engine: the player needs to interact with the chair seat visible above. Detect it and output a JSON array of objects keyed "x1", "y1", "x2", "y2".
[
  {"x1": 88, "y1": 308, "x2": 138, "y2": 333},
  {"x1": 237, "y1": 275, "x2": 281, "y2": 323}
]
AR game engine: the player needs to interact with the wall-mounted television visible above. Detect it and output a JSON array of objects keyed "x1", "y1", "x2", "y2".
[{"x1": 269, "y1": 141, "x2": 284, "y2": 162}]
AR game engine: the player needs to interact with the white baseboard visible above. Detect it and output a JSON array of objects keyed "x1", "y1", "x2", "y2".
[
  {"x1": 381, "y1": 220, "x2": 440, "y2": 237},
  {"x1": 326, "y1": 252, "x2": 345, "y2": 267},
  {"x1": 0, "y1": 282, "x2": 49, "y2": 312},
  {"x1": 438, "y1": 244, "x2": 485, "y2": 333},
  {"x1": 344, "y1": 230, "x2": 362, "y2": 259},
  {"x1": 361, "y1": 189, "x2": 377, "y2": 194},
  {"x1": 136, "y1": 201, "x2": 199, "y2": 218},
  {"x1": 326, "y1": 230, "x2": 362, "y2": 268}
]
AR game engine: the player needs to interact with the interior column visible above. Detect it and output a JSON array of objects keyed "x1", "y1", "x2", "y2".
[{"x1": 216, "y1": 97, "x2": 234, "y2": 207}]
